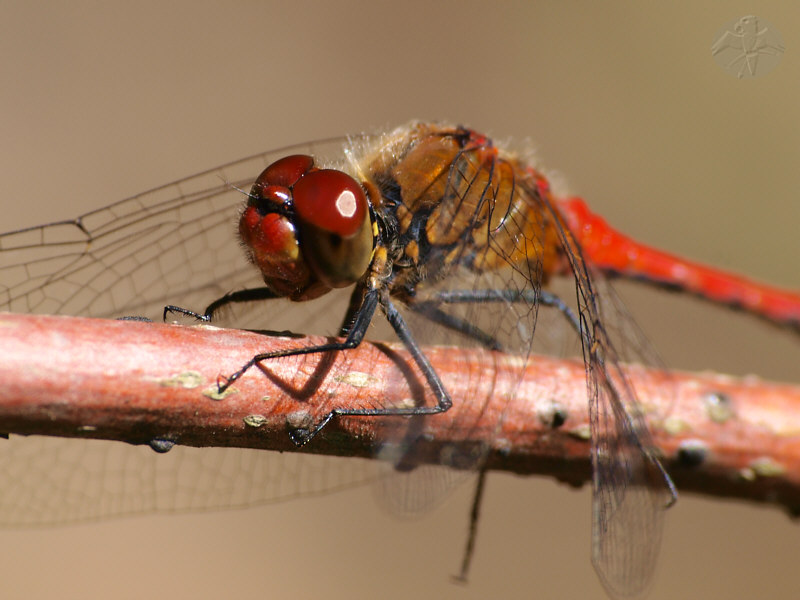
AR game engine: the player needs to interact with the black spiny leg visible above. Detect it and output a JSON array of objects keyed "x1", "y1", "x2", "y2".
[
  {"x1": 178, "y1": 284, "x2": 453, "y2": 445},
  {"x1": 286, "y1": 290, "x2": 454, "y2": 445},
  {"x1": 215, "y1": 286, "x2": 381, "y2": 398},
  {"x1": 164, "y1": 286, "x2": 281, "y2": 322},
  {"x1": 410, "y1": 288, "x2": 582, "y2": 351},
  {"x1": 453, "y1": 466, "x2": 488, "y2": 584}
]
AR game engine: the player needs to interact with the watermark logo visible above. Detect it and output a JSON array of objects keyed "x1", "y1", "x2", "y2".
[{"x1": 711, "y1": 16, "x2": 784, "y2": 79}]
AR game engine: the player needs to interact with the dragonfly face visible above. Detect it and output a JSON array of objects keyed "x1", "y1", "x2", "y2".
[{"x1": 240, "y1": 154, "x2": 374, "y2": 301}]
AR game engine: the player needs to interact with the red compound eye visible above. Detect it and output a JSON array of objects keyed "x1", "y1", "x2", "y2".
[
  {"x1": 258, "y1": 154, "x2": 314, "y2": 187},
  {"x1": 292, "y1": 169, "x2": 368, "y2": 238},
  {"x1": 291, "y1": 169, "x2": 374, "y2": 289},
  {"x1": 239, "y1": 158, "x2": 374, "y2": 296}
]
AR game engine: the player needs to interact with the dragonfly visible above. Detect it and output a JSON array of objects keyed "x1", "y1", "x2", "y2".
[{"x1": 1, "y1": 122, "x2": 798, "y2": 598}]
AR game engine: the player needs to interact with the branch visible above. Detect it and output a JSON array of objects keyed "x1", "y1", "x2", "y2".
[{"x1": 1, "y1": 312, "x2": 799, "y2": 513}]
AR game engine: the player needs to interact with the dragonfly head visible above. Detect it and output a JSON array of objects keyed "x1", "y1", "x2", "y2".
[{"x1": 239, "y1": 154, "x2": 375, "y2": 301}]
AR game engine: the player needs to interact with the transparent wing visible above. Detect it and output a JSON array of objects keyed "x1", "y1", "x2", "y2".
[
  {"x1": 0, "y1": 135, "x2": 388, "y2": 527},
  {"x1": 588, "y1": 345, "x2": 674, "y2": 599},
  {"x1": 0, "y1": 437, "x2": 377, "y2": 527},
  {"x1": 541, "y1": 192, "x2": 676, "y2": 598}
]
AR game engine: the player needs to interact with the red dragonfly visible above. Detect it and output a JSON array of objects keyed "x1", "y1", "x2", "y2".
[{"x1": 0, "y1": 122, "x2": 797, "y2": 598}]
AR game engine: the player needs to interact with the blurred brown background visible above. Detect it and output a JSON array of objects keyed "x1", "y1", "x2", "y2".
[{"x1": 1, "y1": 2, "x2": 798, "y2": 598}]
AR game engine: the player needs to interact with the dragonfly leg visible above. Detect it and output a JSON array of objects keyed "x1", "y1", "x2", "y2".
[
  {"x1": 414, "y1": 288, "x2": 582, "y2": 347},
  {"x1": 292, "y1": 292, "x2": 455, "y2": 445},
  {"x1": 163, "y1": 286, "x2": 281, "y2": 322},
  {"x1": 409, "y1": 301, "x2": 504, "y2": 351},
  {"x1": 217, "y1": 287, "x2": 380, "y2": 393},
  {"x1": 207, "y1": 287, "x2": 452, "y2": 445},
  {"x1": 452, "y1": 466, "x2": 488, "y2": 584},
  {"x1": 203, "y1": 287, "x2": 282, "y2": 318}
]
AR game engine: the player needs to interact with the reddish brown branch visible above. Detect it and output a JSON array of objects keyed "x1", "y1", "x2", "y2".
[{"x1": 1, "y1": 312, "x2": 799, "y2": 513}]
